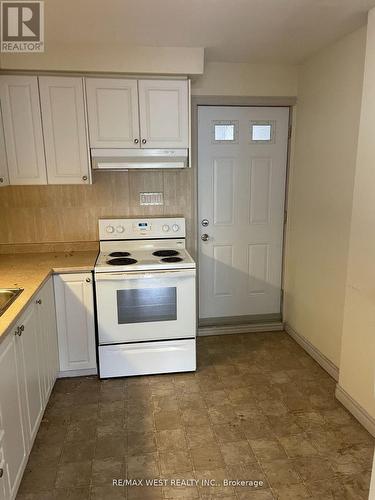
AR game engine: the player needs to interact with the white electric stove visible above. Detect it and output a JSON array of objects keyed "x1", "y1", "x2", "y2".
[{"x1": 94, "y1": 217, "x2": 196, "y2": 378}]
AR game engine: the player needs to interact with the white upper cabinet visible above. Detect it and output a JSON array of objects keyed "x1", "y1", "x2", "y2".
[
  {"x1": 0, "y1": 105, "x2": 9, "y2": 187},
  {"x1": 39, "y1": 77, "x2": 91, "y2": 184},
  {"x1": 85, "y1": 78, "x2": 140, "y2": 148},
  {"x1": 0, "y1": 76, "x2": 47, "y2": 185},
  {"x1": 138, "y1": 79, "x2": 189, "y2": 148}
]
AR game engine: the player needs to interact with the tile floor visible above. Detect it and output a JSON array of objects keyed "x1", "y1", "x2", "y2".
[{"x1": 17, "y1": 331, "x2": 374, "y2": 499}]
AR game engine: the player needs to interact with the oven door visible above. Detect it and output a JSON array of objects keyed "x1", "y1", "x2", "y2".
[{"x1": 95, "y1": 269, "x2": 196, "y2": 344}]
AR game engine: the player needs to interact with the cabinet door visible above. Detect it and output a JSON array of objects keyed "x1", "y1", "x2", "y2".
[
  {"x1": 39, "y1": 77, "x2": 91, "y2": 185},
  {"x1": 85, "y1": 78, "x2": 140, "y2": 148},
  {"x1": 0, "y1": 76, "x2": 47, "y2": 185},
  {"x1": 16, "y1": 304, "x2": 44, "y2": 447},
  {"x1": 0, "y1": 443, "x2": 8, "y2": 500},
  {"x1": 35, "y1": 278, "x2": 58, "y2": 404},
  {"x1": 138, "y1": 79, "x2": 189, "y2": 148},
  {"x1": 0, "y1": 333, "x2": 27, "y2": 500},
  {"x1": 54, "y1": 273, "x2": 96, "y2": 373},
  {"x1": 0, "y1": 105, "x2": 9, "y2": 187}
]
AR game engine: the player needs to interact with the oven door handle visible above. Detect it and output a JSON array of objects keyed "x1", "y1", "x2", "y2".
[{"x1": 95, "y1": 269, "x2": 196, "y2": 281}]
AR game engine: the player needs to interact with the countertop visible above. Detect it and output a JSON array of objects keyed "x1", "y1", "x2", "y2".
[{"x1": 0, "y1": 250, "x2": 98, "y2": 342}]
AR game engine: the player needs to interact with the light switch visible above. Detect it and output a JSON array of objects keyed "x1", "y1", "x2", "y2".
[{"x1": 139, "y1": 192, "x2": 164, "y2": 206}]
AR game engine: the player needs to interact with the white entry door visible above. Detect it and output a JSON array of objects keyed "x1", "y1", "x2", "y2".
[{"x1": 198, "y1": 106, "x2": 289, "y2": 320}]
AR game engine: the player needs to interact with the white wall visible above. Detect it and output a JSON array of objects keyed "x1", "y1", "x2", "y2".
[
  {"x1": 191, "y1": 61, "x2": 298, "y2": 96},
  {"x1": 339, "y1": 9, "x2": 375, "y2": 420},
  {"x1": 0, "y1": 43, "x2": 204, "y2": 75},
  {"x1": 284, "y1": 26, "x2": 367, "y2": 366}
]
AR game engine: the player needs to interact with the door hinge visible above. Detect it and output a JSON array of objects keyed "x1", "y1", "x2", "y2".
[{"x1": 288, "y1": 125, "x2": 293, "y2": 139}]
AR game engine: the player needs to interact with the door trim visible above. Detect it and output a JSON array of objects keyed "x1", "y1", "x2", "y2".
[{"x1": 192, "y1": 95, "x2": 296, "y2": 326}]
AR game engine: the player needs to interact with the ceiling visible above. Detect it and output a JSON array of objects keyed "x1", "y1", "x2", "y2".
[{"x1": 46, "y1": 0, "x2": 375, "y2": 64}]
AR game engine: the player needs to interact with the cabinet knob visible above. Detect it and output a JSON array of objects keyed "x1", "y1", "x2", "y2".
[
  {"x1": 86, "y1": 277, "x2": 91, "y2": 283},
  {"x1": 134, "y1": 138, "x2": 139, "y2": 144},
  {"x1": 15, "y1": 325, "x2": 24, "y2": 336},
  {"x1": 36, "y1": 298, "x2": 42, "y2": 305},
  {"x1": 82, "y1": 175, "x2": 88, "y2": 181},
  {"x1": 0, "y1": 177, "x2": 3, "y2": 183},
  {"x1": 0, "y1": 468, "x2": 3, "y2": 478},
  {"x1": 141, "y1": 139, "x2": 147, "y2": 144}
]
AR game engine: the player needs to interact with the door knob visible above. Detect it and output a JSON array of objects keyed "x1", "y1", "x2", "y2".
[
  {"x1": 201, "y1": 219, "x2": 209, "y2": 227},
  {"x1": 201, "y1": 234, "x2": 209, "y2": 241}
]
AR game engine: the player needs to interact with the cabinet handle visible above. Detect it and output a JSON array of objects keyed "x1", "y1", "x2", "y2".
[
  {"x1": 141, "y1": 139, "x2": 147, "y2": 144},
  {"x1": 15, "y1": 325, "x2": 24, "y2": 336},
  {"x1": 82, "y1": 175, "x2": 88, "y2": 181},
  {"x1": 0, "y1": 177, "x2": 3, "y2": 183},
  {"x1": 0, "y1": 468, "x2": 3, "y2": 478},
  {"x1": 134, "y1": 138, "x2": 139, "y2": 144},
  {"x1": 85, "y1": 277, "x2": 91, "y2": 283},
  {"x1": 36, "y1": 299, "x2": 42, "y2": 305}
]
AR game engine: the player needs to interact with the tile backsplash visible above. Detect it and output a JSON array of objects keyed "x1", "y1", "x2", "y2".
[{"x1": 0, "y1": 169, "x2": 194, "y2": 250}]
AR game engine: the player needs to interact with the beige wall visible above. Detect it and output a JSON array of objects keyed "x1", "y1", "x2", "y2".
[
  {"x1": 339, "y1": 9, "x2": 375, "y2": 419},
  {"x1": 0, "y1": 169, "x2": 194, "y2": 252},
  {"x1": 191, "y1": 62, "x2": 298, "y2": 96},
  {"x1": 284, "y1": 26, "x2": 367, "y2": 366}
]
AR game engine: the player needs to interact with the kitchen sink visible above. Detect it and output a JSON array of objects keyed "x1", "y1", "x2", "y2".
[{"x1": 0, "y1": 288, "x2": 23, "y2": 316}]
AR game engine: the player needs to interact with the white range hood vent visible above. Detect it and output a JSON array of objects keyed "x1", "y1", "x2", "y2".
[{"x1": 91, "y1": 148, "x2": 188, "y2": 171}]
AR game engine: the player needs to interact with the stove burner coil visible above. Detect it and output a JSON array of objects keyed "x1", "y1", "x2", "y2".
[
  {"x1": 107, "y1": 257, "x2": 137, "y2": 265},
  {"x1": 152, "y1": 250, "x2": 180, "y2": 257},
  {"x1": 109, "y1": 251, "x2": 131, "y2": 257},
  {"x1": 160, "y1": 256, "x2": 183, "y2": 263}
]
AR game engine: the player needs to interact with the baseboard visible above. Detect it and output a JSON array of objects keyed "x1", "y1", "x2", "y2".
[
  {"x1": 335, "y1": 384, "x2": 375, "y2": 437},
  {"x1": 198, "y1": 321, "x2": 284, "y2": 336},
  {"x1": 284, "y1": 322, "x2": 339, "y2": 381},
  {"x1": 58, "y1": 368, "x2": 97, "y2": 378}
]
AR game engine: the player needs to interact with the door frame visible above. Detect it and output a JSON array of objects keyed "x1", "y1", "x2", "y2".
[{"x1": 191, "y1": 95, "x2": 297, "y2": 331}]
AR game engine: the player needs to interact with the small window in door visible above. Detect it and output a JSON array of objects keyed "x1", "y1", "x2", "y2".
[
  {"x1": 250, "y1": 121, "x2": 275, "y2": 144},
  {"x1": 212, "y1": 120, "x2": 239, "y2": 144}
]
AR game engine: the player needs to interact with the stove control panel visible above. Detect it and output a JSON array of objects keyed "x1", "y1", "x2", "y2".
[{"x1": 99, "y1": 218, "x2": 186, "y2": 240}]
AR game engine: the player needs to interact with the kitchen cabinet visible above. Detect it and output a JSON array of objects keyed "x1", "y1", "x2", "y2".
[
  {"x1": 0, "y1": 443, "x2": 8, "y2": 500},
  {"x1": 0, "y1": 105, "x2": 9, "y2": 187},
  {"x1": 39, "y1": 77, "x2": 91, "y2": 184},
  {"x1": 54, "y1": 273, "x2": 97, "y2": 375},
  {"x1": 15, "y1": 304, "x2": 43, "y2": 447},
  {"x1": 0, "y1": 76, "x2": 47, "y2": 185},
  {"x1": 85, "y1": 78, "x2": 189, "y2": 149},
  {"x1": 138, "y1": 79, "x2": 189, "y2": 148},
  {"x1": 0, "y1": 277, "x2": 58, "y2": 500},
  {"x1": 34, "y1": 278, "x2": 59, "y2": 404},
  {"x1": 85, "y1": 78, "x2": 140, "y2": 148},
  {"x1": 0, "y1": 333, "x2": 27, "y2": 500}
]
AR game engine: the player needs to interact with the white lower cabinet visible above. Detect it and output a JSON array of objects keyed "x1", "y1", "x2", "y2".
[
  {"x1": 0, "y1": 277, "x2": 58, "y2": 500},
  {"x1": 54, "y1": 273, "x2": 97, "y2": 376},
  {"x1": 0, "y1": 333, "x2": 27, "y2": 500}
]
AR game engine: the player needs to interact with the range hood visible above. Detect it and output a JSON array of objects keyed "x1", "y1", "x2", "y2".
[{"x1": 91, "y1": 148, "x2": 188, "y2": 170}]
